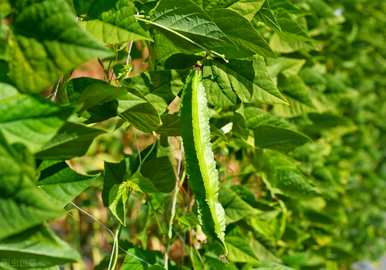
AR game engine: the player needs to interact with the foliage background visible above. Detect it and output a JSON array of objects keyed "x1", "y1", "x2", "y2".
[{"x1": 0, "y1": 0, "x2": 385, "y2": 269}]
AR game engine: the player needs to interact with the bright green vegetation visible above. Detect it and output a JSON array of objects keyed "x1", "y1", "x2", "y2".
[{"x1": 0, "y1": 0, "x2": 385, "y2": 269}]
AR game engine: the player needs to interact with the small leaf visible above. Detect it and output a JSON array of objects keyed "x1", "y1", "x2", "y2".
[
  {"x1": 227, "y1": 0, "x2": 266, "y2": 21},
  {"x1": 103, "y1": 159, "x2": 130, "y2": 224}
]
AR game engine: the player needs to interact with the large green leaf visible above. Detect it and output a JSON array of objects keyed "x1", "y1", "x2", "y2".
[
  {"x1": 78, "y1": 0, "x2": 151, "y2": 44},
  {"x1": 181, "y1": 70, "x2": 226, "y2": 244},
  {"x1": 0, "y1": 133, "x2": 63, "y2": 240},
  {"x1": 0, "y1": 225, "x2": 80, "y2": 269},
  {"x1": 38, "y1": 161, "x2": 101, "y2": 207},
  {"x1": 36, "y1": 122, "x2": 105, "y2": 160},
  {"x1": 203, "y1": 65, "x2": 238, "y2": 108},
  {"x1": 0, "y1": 83, "x2": 72, "y2": 153},
  {"x1": 209, "y1": 8, "x2": 273, "y2": 58},
  {"x1": 209, "y1": 56, "x2": 287, "y2": 105},
  {"x1": 148, "y1": 0, "x2": 227, "y2": 53},
  {"x1": 8, "y1": 0, "x2": 112, "y2": 93}
]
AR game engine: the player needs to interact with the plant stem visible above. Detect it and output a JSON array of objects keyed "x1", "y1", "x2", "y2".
[
  {"x1": 164, "y1": 141, "x2": 185, "y2": 269},
  {"x1": 107, "y1": 224, "x2": 121, "y2": 270}
]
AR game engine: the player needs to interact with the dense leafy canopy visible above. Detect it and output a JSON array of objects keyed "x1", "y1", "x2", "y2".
[{"x1": 0, "y1": 0, "x2": 385, "y2": 269}]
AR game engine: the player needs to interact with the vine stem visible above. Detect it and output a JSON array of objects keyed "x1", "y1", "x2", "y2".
[
  {"x1": 107, "y1": 224, "x2": 121, "y2": 270},
  {"x1": 134, "y1": 15, "x2": 228, "y2": 63},
  {"x1": 69, "y1": 202, "x2": 114, "y2": 237},
  {"x1": 126, "y1": 41, "x2": 134, "y2": 66},
  {"x1": 164, "y1": 140, "x2": 185, "y2": 269}
]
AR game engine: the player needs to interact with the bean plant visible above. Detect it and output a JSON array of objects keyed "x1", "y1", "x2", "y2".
[{"x1": 0, "y1": 0, "x2": 385, "y2": 269}]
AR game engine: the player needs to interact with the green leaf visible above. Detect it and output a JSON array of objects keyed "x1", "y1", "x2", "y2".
[
  {"x1": 156, "y1": 114, "x2": 181, "y2": 137},
  {"x1": 68, "y1": 77, "x2": 127, "y2": 111},
  {"x1": 244, "y1": 262, "x2": 294, "y2": 270},
  {"x1": 0, "y1": 225, "x2": 80, "y2": 268},
  {"x1": 243, "y1": 107, "x2": 292, "y2": 129},
  {"x1": 219, "y1": 187, "x2": 258, "y2": 224},
  {"x1": 225, "y1": 227, "x2": 278, "y2": 264},
  {"x1": 0, "y1": 133, "x2": 63, "y2": 240},
  {"x1": 266, "y1": 57, "x2": 306, "y2": 78},
  {"x1": 278, "y1": 75, "x2": 313, "y2": 107},
  {"x1": 103, "y1": 159, "x2": 130, "y2": 225},
  {"x1": 121, "y1": 247, "x2": 163, "y2": 270},
  {"x1": 209, "y1": 8, "x2": 273, "y2": 58},
  {"x1": 0, "y1": 83, "x2": 72, "y2": 153},
  {"x1": 123, "y1": 70, "x2": 184, "y2": 104},
  {"x1": 118, "y1": 90, "x2": 162, "y2": 133},
  {"x1": 0, "y1": 0, "x2": 11, "y2": 19},
  {"x1": 181, "y1": 70, "x2": 226, "y2": 244},
  {"x1": 227, "y1": 0, "x2": 266, "y2": 21},
  {"x1": 119, "y1": 101, "x2": 161, "y2": 133},
  {"x1": 38, "y1": 161, "x2": 101, "y2": 207},
  {"x1": 197, "y1": 0, "x2": 265, "y2": 21},
  {"x1": 78, "y1": 0, "x2": 151, "y2": 44},
  {"x1": 202, "y1": 65, "x2": 238, "y2": 108},
  {"x1": 36, "y1": 122, "x2": 105, "y2": 160},
  {"x1": 253, "y1": 1, "x2": 282, "y2": 32},
  {"x1": 261, "y1": 150, "x2": 319, "y2": 198},
  {"x1": 8, "y1": 0, "x2": 112, "y2": 93},
  {"x1": 148, "y1": 0, "x2": 227, "y2": 52},
  {"x1": 210, "y1": 56, "x2": 287, "y2": 105},
  {"x1": 141, "y1": 156, "x2": 175, "y2": 193},
  {"x1": 108, "y1": 180, "x2": 130, "y2": 226},
  {"x1": 254, "y1": 125, "x2": 311, "y2": 152}
]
